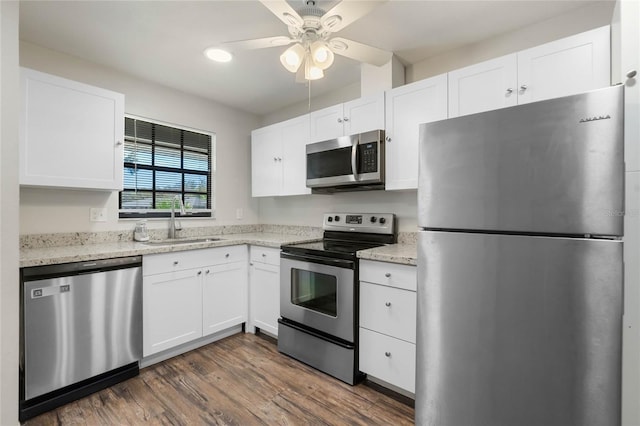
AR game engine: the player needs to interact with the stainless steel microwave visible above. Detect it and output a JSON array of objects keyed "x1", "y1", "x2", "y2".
[{"x1": 306, "y1": 129, "x2": 385, "y2": 193}]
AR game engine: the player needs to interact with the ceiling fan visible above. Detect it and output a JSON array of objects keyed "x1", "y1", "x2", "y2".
[{"x1": 217, "y1": 0, "x2": 392, "y2": 81}]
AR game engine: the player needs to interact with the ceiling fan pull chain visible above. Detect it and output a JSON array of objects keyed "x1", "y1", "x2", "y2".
[{"x1": 308, "y1": 79, "x2": 311, "y2": 111}]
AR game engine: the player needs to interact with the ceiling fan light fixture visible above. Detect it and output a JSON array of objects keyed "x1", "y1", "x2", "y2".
[
  {"x1": 204, "y1": 48, "x2": 233, "y2": 63},
  {"x1": 280, "y1": 43, "x2": 305, "y2": 72},
  {"x1": 310, "y1": 40, "x2": 334, "y2": 70},
  {"x1": 305, "y1": 59, "x2": 324, "y2": 80}
]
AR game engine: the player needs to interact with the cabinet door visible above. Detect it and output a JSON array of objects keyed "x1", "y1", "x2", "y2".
[
  {"x1": 517, "y1": 26, "x2": 610, "y2": 105},
  {"x1": 344, "y1": 92, "x2": 385, "y2": 136},
  {"x1": 202, "y1": 262, "x2": 248, "y2": 336},
  {"x1": 281, "y1": 115, "x2": 311, "y2": 196},
  {"x1": 448, "y1": 54, "x2": 518, "y2": 118},
  {"x1": 309, "y1": 104, "x2": 344, "y2": 142},
  {"x1": 20, "y1": 67, "x2": 124, "y2": 190},
  {"x1": 251, "y1": 124, "x2": 282, "y2": 197},
  {"x1": 249, "y1": 261, "x2": 280, "y2": 336},
  {"x1": 143, "y1": 269, "x2": 202, "y2": 356},
  {"x1": 385, "y1": 75, "x2": 448, "y2": 190}
]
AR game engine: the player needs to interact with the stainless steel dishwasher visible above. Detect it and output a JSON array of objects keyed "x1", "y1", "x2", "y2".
[{"x1": 20, "y1": 256, "x2": 142, "y2": 422}]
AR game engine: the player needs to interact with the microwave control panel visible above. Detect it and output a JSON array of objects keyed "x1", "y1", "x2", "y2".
[{"x1": 359, "y1": 143, "x2": 378, "y2": 173}]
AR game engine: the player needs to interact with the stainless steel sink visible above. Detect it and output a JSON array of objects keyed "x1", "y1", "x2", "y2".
[{"x1": 142, "y1": 237, "x2": 221, "y2": 246}]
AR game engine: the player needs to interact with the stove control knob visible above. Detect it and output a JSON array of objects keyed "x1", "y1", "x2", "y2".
[
  {"x1": 327, "y1": 216, "x2": 333, "y2": 222},
  {"x1": 379, "y1": 217, "x2": 387, "y2": 225},
  {"x1": 334, "y1": 215, "x2": 340, "y2": 222},
  {"x1": 370, "y1": 216, "x2": 377, "y2": 223}
]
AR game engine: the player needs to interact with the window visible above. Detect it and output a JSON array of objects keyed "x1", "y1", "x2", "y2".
[{"x1": 119, "y1": 116, "x2": 215, "y2": 218}]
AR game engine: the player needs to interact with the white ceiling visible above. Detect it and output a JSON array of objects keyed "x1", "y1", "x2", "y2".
[{"x1": 19, "y1": 0, "x2": 610, "y2": 116}]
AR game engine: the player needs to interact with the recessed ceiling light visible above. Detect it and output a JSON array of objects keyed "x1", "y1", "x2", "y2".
[{"x1": 204, "y1": 48, "x2": 232, "y2": 63}]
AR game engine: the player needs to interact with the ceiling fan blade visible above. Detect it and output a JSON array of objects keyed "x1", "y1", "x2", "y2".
[
  {"x1": 259, "y1": 0, "x2": 304, "y2": 28},
  {"x1": 320, "y1": 1, "x2": 385, "y2": 33},
  {"x1": 222, "y1": 36, "x2": 293, "y2": 51},
  {"x1": 329, "y1": 37, "x2": 392, "y2": 66}
]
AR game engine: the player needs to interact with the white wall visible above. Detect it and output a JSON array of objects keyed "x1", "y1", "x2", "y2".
[
  {"x1": 19, "y1": 41, "x2": 262, "y2": 235},
  {"x1": 613, "y1": 1, "x2": 640, "y2": 424},
  {"x1": 259, "y1": 191, "x2": 418, "y2": 232},
  {"x1": 407, "y1": 1, "x2": 615, "y2": 82},
  {"x1": 261, "y1": 81, "x2": 360, "y2": 127},
  {"x1": 1, "y1": 2, "x2": 21, "y2": 424},
  {"x1": 256, "y1": 1, "x2": 615, "y2": 232}
]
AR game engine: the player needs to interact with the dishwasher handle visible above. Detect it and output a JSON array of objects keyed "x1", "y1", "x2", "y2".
[{"x1": 22, "y1": 256, "x2": 142, "y2": 281}]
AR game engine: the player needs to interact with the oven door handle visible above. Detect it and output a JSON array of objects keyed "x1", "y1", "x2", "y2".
[
  {"x1": 280, "y1": 252, "x2": 355, "y2": 269},
  {"x1": 351, "y1": 137, "x2": 359, "y2": 181}
]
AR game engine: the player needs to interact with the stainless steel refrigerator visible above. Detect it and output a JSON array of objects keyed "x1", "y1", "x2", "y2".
[{"x1": 416, "y1": 85, "x2": 624, "y2": 426}]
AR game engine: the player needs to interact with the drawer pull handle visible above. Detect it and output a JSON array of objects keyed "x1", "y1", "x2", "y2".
[
  {"x1": 225, "y1": 253, "x2": 230, "y2": 258},
  {"x1": 262, "y1": 253, "x2": 266, "y2": 257},
  {"x1": 385, "y1": 352, "x2": 391, "y2": 357},
  {"x1": 173, "y1": 261, "x2": 179, "y2": 266},
  {"x1": 385, "y1": 272, "x2": 391, "y2": 278},
  {"x1": 197, "y1": 271, "x2": 202, "y2": 276},
  {"x1": 205, "y1": 269, "x2": 210, "y2": 274},
  {"x1": 385, "y1": 302, "x2": 391, "y2": 307}
]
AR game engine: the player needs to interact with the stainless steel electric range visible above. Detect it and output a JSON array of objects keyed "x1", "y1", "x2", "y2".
[{"x1": 278, "y1": 212, "x2": 397, "y2": 385}]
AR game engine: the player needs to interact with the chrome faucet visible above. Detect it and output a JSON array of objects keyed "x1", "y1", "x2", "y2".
[{"x1": 169, "y1": 195, "x2": 186, "y2": 239}]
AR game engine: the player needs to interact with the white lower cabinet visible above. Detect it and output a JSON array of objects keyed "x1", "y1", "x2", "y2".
[
  {"x1": 202, "y1": 261, "x2": 248, "y2": 337},
  {"x1": 249, "y1": 246, "x2": 281, "y2": 336},
  {"x1": 143, "y1": 269, "x2": 203, "y2": 356},
  {"x1": 143, "y1": 246, "x2": 248, "y2": 357},
  {"x1": 359, "y1": 328, "x2": 416, "y2": 393},
  {"x1": 359, "y1": 260, "x2": 417, "y2": 394}
]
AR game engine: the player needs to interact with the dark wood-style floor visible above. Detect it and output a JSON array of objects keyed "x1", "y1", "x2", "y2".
[{"x1": 25, "y1": 333, "x2": 415, "y2": 425}]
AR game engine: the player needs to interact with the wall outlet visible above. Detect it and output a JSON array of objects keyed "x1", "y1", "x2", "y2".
[
  {"x1": 90, "y1": 208, "x2": 108, "y2": 222},
  {"x1": 236, "y1": 208, "x2": 243, "y2": 220}
]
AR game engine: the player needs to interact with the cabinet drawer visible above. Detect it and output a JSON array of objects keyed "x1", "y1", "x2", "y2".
[
  {"x1": 359, "y1": 260, "x2": 416, "y2": 291},
  {"x1": 360, "y1": 282, "x2": 416, "y2": 343},
  {"x1": 250, "y1": 246, "x2": 280, "y2": 266},
  {"x1": 359, "y1": 328, "x2": 416, "y2": 393},
  {"x1": 208, "y1": 245, "x2": 247, "y2": 265},
  {"x1": 144, "y1": 246, "x2": 246, "y2": 276}
]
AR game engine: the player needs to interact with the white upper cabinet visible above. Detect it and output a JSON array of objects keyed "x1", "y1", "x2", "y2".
[
  {"x1": 385, "y1": 74, "x2": 448, "y2": 190},
  {"x1": 308, "y1": 103, "x2": 344, "y2": 142},
  {"x1": 448, "y1": 55, "x2": 518, "y2": 118},
  {"x1": 280, "y1": 115, "x2": 311, "y2": 196},
  {"x1": 309, "y1": 92, "x2": 385, "y2": 142},
  {"x1": 251, "y1": 114, "x2": 311, "y2": 197},
  {"x1": 251, "y1": 125, "x2": 282, "y2": 197},
  {"x1": 517, "y1": 26, "x2": 610, "y2": 105},
  {"x1": 449, "y1": 26, "x2": 610, "y2": 117},
  {"x1": 20, "y1": 67, "x2": 125, "y2": 190}
]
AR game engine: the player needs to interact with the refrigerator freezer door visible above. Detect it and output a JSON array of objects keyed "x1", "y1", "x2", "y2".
[
  {"x1": 416, "y1": 231, "x2": 622, "y2": 426},
  {"x1": 418, "y1": 85, "x2": 624, "y2": 236}
]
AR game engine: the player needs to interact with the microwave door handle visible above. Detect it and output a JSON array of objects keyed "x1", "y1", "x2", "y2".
[{"x1": 351, "y1": 139, "x2": 359, "y2": 181}]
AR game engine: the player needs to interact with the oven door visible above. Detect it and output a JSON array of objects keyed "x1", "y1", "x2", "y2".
[{"x1": 280, "y1": 253, "x2": 355, "y2": 343}]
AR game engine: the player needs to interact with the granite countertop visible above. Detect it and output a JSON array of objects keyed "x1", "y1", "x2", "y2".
[
  {"x1": 19, "y1": 232, "x2": 321, "y2": 268},
  {"x1": 357, "y1": 242, "x2": 418, "y2": 266},
  {"x1": 20, "y1": 226, "x2": 419, "y2": 268}
]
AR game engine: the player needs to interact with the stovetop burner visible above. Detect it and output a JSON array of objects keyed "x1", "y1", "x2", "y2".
[{"x1": 281, "y1": 213, "x2": 396, "y2": 260}]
